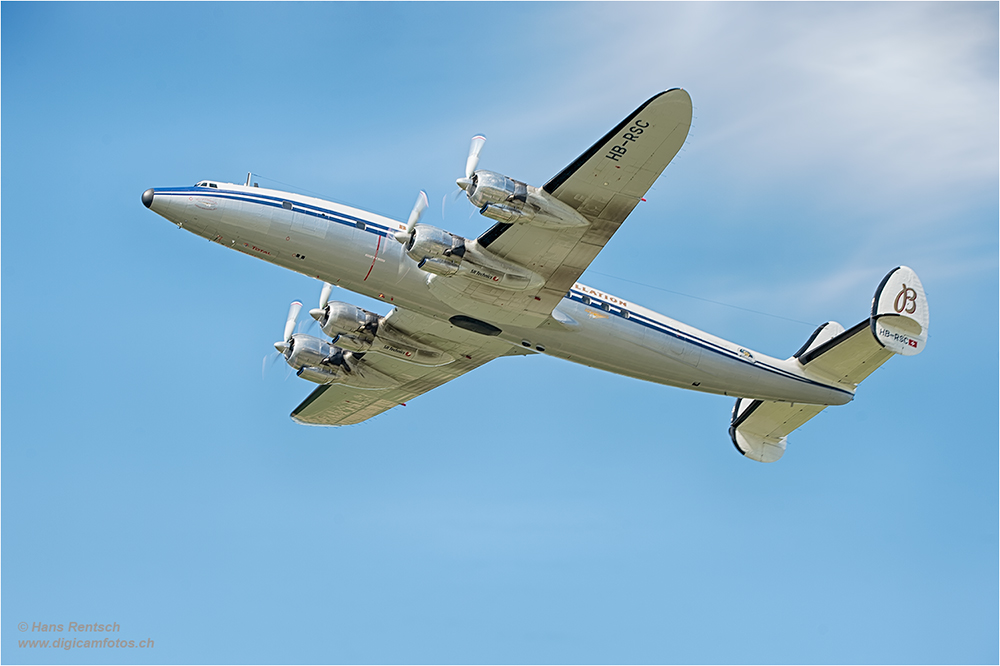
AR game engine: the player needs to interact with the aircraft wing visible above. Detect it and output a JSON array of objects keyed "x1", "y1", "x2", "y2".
[
  {"x1": 291, "y1": 307, "x2": 528, "y2": 425},
  {"x1": 466, "y1": 89, "x2": 692, "y2": 325}
]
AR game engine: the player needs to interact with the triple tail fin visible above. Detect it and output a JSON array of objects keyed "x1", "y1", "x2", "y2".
[{"x1": 731, "y1": 266, "x2": 929, "y2": 463}]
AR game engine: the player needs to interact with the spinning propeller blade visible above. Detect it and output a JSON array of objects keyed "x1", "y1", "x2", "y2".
[
  {"x1": 310, "y1": 282, "x2": 334, "y2": 326},
  {"x1": 457, "y1": 135, "x2": 486, "y2": 190},
  {"x1": 465, "y1": 135, "x2": 486, "y2": 179},
  {"x1": 319, "y1": 282, "x2": 333, "y2": 309},
  {"x1": 276, "y1": 301, "x2": 302, "y2": 351},
  {"x1": 405, "y1": 190, "x2": 429, "y2": 234},
  {"x1": 441, "y1": 187, "x2": 466, "y2": 220},
  {"x1": 395, "y1": 190, "x2": 429, "y2": 243},
  {"x1": 262, "y1": 350, "x2": 281, "y2": 379}
]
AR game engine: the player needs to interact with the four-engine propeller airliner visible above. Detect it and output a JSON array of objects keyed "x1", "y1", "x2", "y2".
[{"x1": 141, "y1": 89, "x2": 928, "y2": 462}]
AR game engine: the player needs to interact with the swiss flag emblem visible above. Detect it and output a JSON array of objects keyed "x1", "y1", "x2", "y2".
[{"x1": 908, "y1": 339, "x2": 918, "y2": 348}]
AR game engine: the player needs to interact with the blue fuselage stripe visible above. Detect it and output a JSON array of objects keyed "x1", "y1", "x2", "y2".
[
  {"x1": 565, "y1": 290, "x2": 850, "y2": 397},
  {"x1": 155, "y1": 187, "x2": 397, "y2": 237}
]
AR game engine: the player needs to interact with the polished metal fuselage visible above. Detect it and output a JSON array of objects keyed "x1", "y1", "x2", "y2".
[{"x1": 146, "y1": 182, "x2": 853, "y2": 406}]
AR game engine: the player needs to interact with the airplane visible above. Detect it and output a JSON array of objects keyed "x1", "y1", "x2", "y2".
[{"x1": 141, "y1": 89, "x2": 928, "y2": 463}]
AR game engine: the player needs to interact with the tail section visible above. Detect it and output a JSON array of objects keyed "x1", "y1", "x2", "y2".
[
  {"x1": 731, "y1": 266, "x2": 929, "y2": 462},
  {"x1": 870, "y1": 265, "x2": 929, "y2": 356}
]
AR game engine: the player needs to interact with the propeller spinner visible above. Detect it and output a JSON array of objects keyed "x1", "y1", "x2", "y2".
[{"x1": 310, "y1": 282, "x2": 334, "y2": 324}]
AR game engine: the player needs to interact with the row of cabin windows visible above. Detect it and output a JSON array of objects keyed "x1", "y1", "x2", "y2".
[{"x1": 565, "y1": 292, "x2": 630, "y2": 319}]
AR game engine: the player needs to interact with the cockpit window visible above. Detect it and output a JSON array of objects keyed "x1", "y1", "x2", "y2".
[{"x1": 209, "y1": 183, "x2": 218, "y2": 188}]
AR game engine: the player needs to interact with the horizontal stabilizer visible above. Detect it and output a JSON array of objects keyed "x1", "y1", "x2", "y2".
[
  {"x1": 730, "y1": 266, "x2": 929, "y2": 462},
  {"x1": 730, "y1": 398, "x2": 826, "y2": 463},
  {"x1": 799, "y1": 320, "x2": 895, "y2": 388},
  {"x1": 793, "y1": 321, "x2": 845, "y2": 359}
]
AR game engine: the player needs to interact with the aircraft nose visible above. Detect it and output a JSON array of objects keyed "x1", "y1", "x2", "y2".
[{"x1": 141, "y1": 188, "x2": 155, "y2": 208}]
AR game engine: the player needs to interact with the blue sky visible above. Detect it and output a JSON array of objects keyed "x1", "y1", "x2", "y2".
[{"x1": 2, "y1": 2, "x2": 997, "y2": 664}]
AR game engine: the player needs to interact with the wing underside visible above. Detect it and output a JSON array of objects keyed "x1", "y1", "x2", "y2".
[
  {"x1": 291, "y1": 308, "x2": 527, "y2": 426},
  {"x1": 292, "y1": 353, "x2": 501, "y2": 425},
  {"x1": 457, "y1": 89, "x2": 693, "y2": 326}
]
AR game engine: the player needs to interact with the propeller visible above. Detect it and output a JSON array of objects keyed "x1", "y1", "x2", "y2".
[
  {"x1": 261, "y1": 352, "x2": 281, "y2": 380},
  {"x1": 274, "y1": 300, "x2": 302, "y2": 353},
  {"x1": 264, "y1": 300, "x2": 302, "y2": 378},
  {"x1": 456, "y1": 134, "x2": 486, "y2": 190},
  {"x1": 441, "y1": 187, "x2": 468, "y2": 221},
  {"x1": 442, "y1": 135, "x2": 487, "y2": 219},
  {"x1": 309, "y1": 282, "x2": 334, "y2": 326},
  {"x1": 394, "y1": 190, "x2": 429, "y2": 244},
  {"x1": 318, "y1": 282, "x2": 333, "y2": 309}
]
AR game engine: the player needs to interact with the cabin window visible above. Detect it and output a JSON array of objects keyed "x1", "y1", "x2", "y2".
[
  {"x1": 621, "y1": 309, "x2": 630, "y2": 319},
  {"x1": 582, "y1": 296, "x2": 591, "y2": 305},
  {"x1": 356, "y1": 221, "x2": 366, "y2": 230},
  {"x1": 282, "y1": 201, "x2": 293, "y2": 210},
  {"x1": 601, "y1": 302, "x2": 611, "y2": 312}
]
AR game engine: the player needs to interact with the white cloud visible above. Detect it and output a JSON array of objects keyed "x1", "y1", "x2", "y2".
[{"x1": 526, "y1": 3, "x2": 998, "y2": 196}]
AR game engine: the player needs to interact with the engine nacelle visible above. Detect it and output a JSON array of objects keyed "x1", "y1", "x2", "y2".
[
  {"x1": 464, "y1": 169, "x2": 588, "y2": 230},
  {"x1": 318, "y1": 301, "x2": 380, "y2": 351},
  {"x1": 466, "y1": 170, "x2": 527, "y2": 209},
  {"x1": 402, "y1": 220, "x2": 546, "y2": 291},
  {"x1": 312, "y1": 301, "x2": 455, "y2": 366},
  {"x1": 284, "y1": 335, "x2": 351, "y2": 384},
  {"x1": 296, "y1": 365, "x2": 341, "y2": 385},
  {"x1": 479, "y1": 203, "x2": 528, "y2": 224},
  {"x1": 283, "y1": 334, "x2": 396, "y2": 388},
  {"x1": 405, "y1": 224, "x2": 466, "y2": 275},
  {"x1": 285, "y1": 335, "x2": 341, "y2": 377},
  {"x1": 466, "y1": 170, "x2": 531, "y2": 224}
]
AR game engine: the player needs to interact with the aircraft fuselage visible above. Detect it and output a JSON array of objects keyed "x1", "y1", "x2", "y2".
[{"x1": 143, "y1": 181, "x2": 853, "y2": 407}]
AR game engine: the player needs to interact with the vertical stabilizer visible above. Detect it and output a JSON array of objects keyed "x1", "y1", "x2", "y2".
[
  {"x1": 730, "y1": 266, "x2": 929, "y2": 462},
  {"x1": 870, "y1": 266, "x2": 929, "y2": 356}
]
